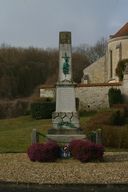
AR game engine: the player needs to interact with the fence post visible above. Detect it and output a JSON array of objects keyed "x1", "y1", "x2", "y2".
[
  {"x1": 96, "y1": 129, "x2": 102, "y2": 144},
  {"x1": 31, "y1": 129, "x2": 39, "y2": 144}
]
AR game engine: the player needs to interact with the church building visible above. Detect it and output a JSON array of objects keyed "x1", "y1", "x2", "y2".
[{"x1": 82, "y1": 23, "x2": 128, "y2": 84}]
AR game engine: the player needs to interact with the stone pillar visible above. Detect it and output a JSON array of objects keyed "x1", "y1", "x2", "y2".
[
  {"x1": 52, "y1": 32, "x2": 79, "y2": 129},
  {"x1": 47, "y1": 32, "x2": 85, "y2": 143}
]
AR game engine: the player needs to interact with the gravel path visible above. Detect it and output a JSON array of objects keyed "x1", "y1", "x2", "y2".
[{"x1": 0, "y1": 152, "x2": 128, "y2": 184}]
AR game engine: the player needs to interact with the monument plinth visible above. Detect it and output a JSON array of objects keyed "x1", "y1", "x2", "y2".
[{"x1": 47, "y1": 32, "x2": 85, "y2": 142}]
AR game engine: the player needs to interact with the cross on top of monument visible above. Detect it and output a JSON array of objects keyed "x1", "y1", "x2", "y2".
[{"x1": 62, "y1": 52, "x2": 70, "y2": 59}]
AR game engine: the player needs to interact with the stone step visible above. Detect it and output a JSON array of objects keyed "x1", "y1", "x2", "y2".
[
  {"x1": 48, "y1": 128, "x2": 84, "y2": 135},
  {"x1": 46, "y1": 134, "x2": 86, "y2": 143}
]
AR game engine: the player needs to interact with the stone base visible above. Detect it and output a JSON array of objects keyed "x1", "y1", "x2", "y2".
[
  {"x1": 47, "y1": 127, "x2": 86, "y2": 143},
  {"x1": 48, "y1": 127, "x2": 83, "y2": 134},
  {"x1": 47, "y1": 134, "x2": 86, "y2": 143},
  {"x1": 52, "y1": 112, "x2": 80, "y2": 129}
]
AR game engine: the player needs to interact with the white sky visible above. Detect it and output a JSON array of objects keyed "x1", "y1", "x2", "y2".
[{"x1": 0, "y1": 0, "x2": 128, "y2": 48}]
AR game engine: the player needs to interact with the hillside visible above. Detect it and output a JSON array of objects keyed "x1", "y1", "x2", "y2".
[{"x1": 0, "y1": 46, "x2": 89, "y2": 100}]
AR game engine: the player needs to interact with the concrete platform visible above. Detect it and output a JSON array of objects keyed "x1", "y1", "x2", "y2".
[
  {"x1": 46, "y1": 134, "x2": 86, "y2": 143},
  {"x1": 48, "y1": 127, "x2": 84, "y2": 134}
]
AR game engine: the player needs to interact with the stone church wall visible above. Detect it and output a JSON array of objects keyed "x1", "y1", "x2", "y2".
[
  {"x1": 107, "y1": 36, "x2": 128, "y2": 81},
  {"x1": 82, "y1": 56, "x2": 106, "y2": 83},
  {"x1": 76, "y1": 83, "x2": 121, "y2": 111}
]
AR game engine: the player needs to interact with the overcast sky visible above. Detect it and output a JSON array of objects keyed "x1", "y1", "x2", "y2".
[{"x1": 0, "y1": 0, "x2": 128, "y2": 48}]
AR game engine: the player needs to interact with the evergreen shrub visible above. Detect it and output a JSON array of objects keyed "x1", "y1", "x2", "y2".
[
  {"x1": 69, "y1": 139, "x2": 104, "y2": 162},
  {"x1": 110, "y1": 110, "x2": 125, "y2": 126},
  {"x1": 31, "y1": 98, "x2": 55, "y2": 119},
  {"x1": 112, "y1": 104, "x2": 128, "y2": 118},
  {"x1": 108, "y1": 88, "x2": 123, "y2": 107},
  {"x1": 116, "y1": 59, "x2": 128, "y2": 81},
  {"x1": 27, "y1": 141, "x2": 60, "y2": 162}
]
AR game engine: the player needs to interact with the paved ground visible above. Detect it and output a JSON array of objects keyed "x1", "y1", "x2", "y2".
[
  {"x1": 0, "y1": 183, "x2": 128, "y2": 192},
  {"x1": 0, "y1": 152, "x2": 128, "y2": 185}
]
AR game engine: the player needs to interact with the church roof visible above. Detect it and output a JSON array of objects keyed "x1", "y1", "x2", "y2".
[{"x1": 110, "y1": 22, "x2": 128, "y2": 38}]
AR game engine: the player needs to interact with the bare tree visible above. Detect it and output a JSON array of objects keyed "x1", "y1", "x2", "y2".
[{"x1": 85, "y1": 37, "x2": 107, "y2": 63}]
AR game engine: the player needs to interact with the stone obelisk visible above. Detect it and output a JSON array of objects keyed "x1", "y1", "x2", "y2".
[{"x1": 48, "y1": 32, "x2": 85, "y2": 142}]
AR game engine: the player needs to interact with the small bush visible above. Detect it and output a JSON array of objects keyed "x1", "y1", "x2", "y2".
[
  {"x1": 42, "y1": 141, "x2": 61, "y2": 162},
  {"x1": 116, "y1": 59, "x2": 128, "y2": 81},
  {"x1": 31, "y1": 99, "x2": 55, "y2": 119},
  {"x1": 91, "y1": 143, "x2": 104, "y2": 160},
  {"x1": 69, "y1": 139, "x2": 104, "y2": 162},
  {"x1": 27, "y1": 143, "x2": 44, "y2": 162},
  {"x1": 110, "y1": 110, "x2": 125, "y2": 126},
  {"x1": 27, "y1": 141, "x2": 60, "y2": 162},
  {"x1": 108, "y1": 88, "x2": 123, "y2": 107},
  {"x1": 69, "y1": 139, "x2": 84, "y2": 158},
  {"x1": 112, "y1": 104, "x2": 128, "y2": 117}
]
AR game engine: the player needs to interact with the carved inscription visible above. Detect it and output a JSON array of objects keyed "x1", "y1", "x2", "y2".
[{"x1": 59, "y1": 32, "x2": 71, "y2": 44}]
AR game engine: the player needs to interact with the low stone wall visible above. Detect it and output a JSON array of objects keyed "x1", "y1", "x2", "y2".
[
  {"x1": 40, "y1": 83, "x2": 123, "y2": 111},
  {"x1": 76, "y1": 83, "x2": 122, "y2": 111},
  {"x1": 40, "y1": 86, "x2": 55, "y2": 98}
]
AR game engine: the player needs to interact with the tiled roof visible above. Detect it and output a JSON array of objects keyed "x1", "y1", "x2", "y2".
[
  {"x1": 110, "y1": 23, "x2": 128, "y2": 38},
  {"x1": 77, "y1": 82, "x2": 122, "y2": 87}
]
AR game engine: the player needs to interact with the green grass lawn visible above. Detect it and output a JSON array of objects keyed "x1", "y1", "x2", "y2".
[
  {"x1": 0, "y1": 116, "x2": 52, "y2": 153},
  {"x1": 0, "y1": 114, "x2": 92, "y2": 153},
  {"x1": 0, "y1": 113, "x2": 127, "y2": 153},
  {"x1": 0, "y1": 111, "x2": 95, "y2": 153}
]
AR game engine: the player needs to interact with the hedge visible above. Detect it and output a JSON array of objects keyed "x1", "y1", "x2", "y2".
[
  {"x1": 31, "y1": 101, "x2": 55, "y2": 119},
  {"x1": 27, "y1": 141, "x2": 60, "y2": 162},
  {"x1": 108, "y1": 88, "x2": 123, "y2": 107},
  {"x1": 27, "y1": 140, "x2": 104, "y2": 162},
  {"x1": 69, "y1": 139, "x2": 104, "y2": 162}
]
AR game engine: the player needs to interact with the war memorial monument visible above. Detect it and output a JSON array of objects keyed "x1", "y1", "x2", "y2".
[{"x1": 47, "y1": 32, "x2": 85, "y2": 142}]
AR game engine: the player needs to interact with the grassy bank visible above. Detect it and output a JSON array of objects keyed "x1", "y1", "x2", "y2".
[
  {"x1": 0, "y1": 112, "x2": 95, "y2": 153},
  {"x1": 0, "y1": 111, "x2": 128, "y2": 153},
  {"x1": 0, "y1": 116, "x2": 51, "y2": 153}
]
